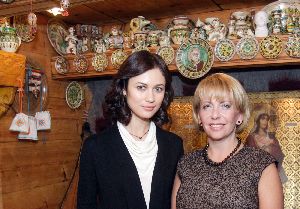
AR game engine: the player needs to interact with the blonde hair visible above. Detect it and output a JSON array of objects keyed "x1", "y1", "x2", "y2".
[{"x1": 192, "y1": 73, "x2": 250, "y2": 133}]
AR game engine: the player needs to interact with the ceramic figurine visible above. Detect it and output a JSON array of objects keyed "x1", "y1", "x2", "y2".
[
  {"x1": 94, "y1": 38, "x2": 106, "y2": 53},
  {"x1": 122, "y1": 32, "x2": 133, "y2": 49},
  {"x1": 230, "y1": 11, "x2": 254, "y2": 38},
  {"x1": 204, "y1": 17, "x2": 227, "y2": 41},
  {"x1": 129, "y1": 16, "x2": 151, "y2": 33},
  {"x1": 190, "y1": 18, "x2": 207, "y2": 40},
  {"x1": 106, "y1": 26, "x2": 123, "y2": 49},
  {"x1": 254, "y1": 10, "x2": 269, "y2": 37},
  {"x1": 65, "y1": 26, "x2": 78, "y2": 54}
]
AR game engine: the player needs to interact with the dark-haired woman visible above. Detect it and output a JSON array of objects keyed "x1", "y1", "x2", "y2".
[{"x1": 77, "y1": 50, "x2": 184, "y2": 209}]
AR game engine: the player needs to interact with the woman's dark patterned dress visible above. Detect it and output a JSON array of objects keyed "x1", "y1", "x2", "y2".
[{"x1": 176, "y1": 146, "x2": 275, "y2": 209}]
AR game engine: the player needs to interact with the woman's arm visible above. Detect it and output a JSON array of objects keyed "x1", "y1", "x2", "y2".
[
  {"x1": 171, "y1": 173, "x2": 181, "y2": 209},
  {"x1": 258, "y1": 163, "x2": 284, "y2": 209},
  {"x1": 77, "y1": 138, "x2": 98, "y2": 209}
]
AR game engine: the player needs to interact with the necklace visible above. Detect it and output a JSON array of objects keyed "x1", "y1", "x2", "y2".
[
  {"x1": 203, "y1": 138, "x2": 242, "y2": 167},
  {"x1": 129, "y1": 129, "x2": 149, "y2": 140}
]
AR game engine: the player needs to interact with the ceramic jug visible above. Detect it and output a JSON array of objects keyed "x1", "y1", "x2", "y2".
[{"x1": 0, "y1": 26, "x2": 21, "y2": 53}]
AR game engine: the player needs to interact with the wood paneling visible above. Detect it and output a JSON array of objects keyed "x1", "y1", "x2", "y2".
[{"x1": 0, "y1": 14, "x2": 83, "y2": 209}]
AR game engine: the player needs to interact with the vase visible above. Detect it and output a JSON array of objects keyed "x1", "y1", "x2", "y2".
[{"x1": 0, "y1": 26, "x2": 21, "y2": 53}]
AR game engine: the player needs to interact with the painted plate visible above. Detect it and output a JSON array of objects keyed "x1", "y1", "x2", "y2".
[
  {"x1": 65, "y1": 81, "x2": 84, "y2": 109},
  {"x1": 111, "y1": 49, "x2": 128, "y2": 69},
  {"x1": 47, "y1": 19, "x2": 68, "y2": 56},
  {"x1": 73, "y1": 55, "x2": 88, "y2": 73},
  {"x1": 157, "y1": 45, "x2": 175, "y2": 65},
  {"x1": 214, "y1": 38, "x2": 235, "y2": 62},
  {"x1": 236, "y1": 36, "x2": 259, "y2": 60},
  {"x1": 260, "y1": 35, "x2": 282, "y2": 59},
  {"x1": 55, "y1": 56, "x2": 69, "y2": 74},
  {"x1": 175, "y1": 39, "x2": 214, "y2": 79},
  {"x1": 285, "y1": 34, "x2": 300, "y2": 58},
  {"x1": 92, "y1": 53, "x2": 108, "y2": 72},
  {"x1": 13, "y1": 14, "x2": 37, "y2": 43}
]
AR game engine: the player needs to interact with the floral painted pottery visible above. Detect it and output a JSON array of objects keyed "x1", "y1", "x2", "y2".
[
  {"x1": 47, "y1": 19, "x2": 68, "y2": 55},
  {"x1": 0, "y1": 26, "x2": 21, "y2": 53},
  {"x1": 147, "y1": 30, "x2": 162, "y2": 47},
  {"x1": 285, "y1": 33, "x2": 300, "y2": 58},
  {"x1": 157, "y1": 45, "x2": 175, "y2": 65},
  {"x1": 65, "y1": 81, "x2": 84, "y2": 109},
  {"x1": 111, "y1": 49, "x2": 128, "y2": 69},
  {"x1": 55, "y1": 56, "x2": 69, "y2": 74},
  {"x1": 236, "y1": 36, "x2": 259, "y2": 59},
  {"x1": 214, "y1": 38, "x2": 235, "y2": 62},
  {"x1": 13, "y1": 14, "x2": 37, "y2": 43},
  {"x1": 92, "y1": 53, "x2": 108, "y2": 72},
  {"x1": 259, "y1": 35, "x2": 282, "y2": 59},
  {"x1": 176, "y1": 39, "x2": 214, "y2": 79},
  {"x1": 169, "y1": 27, "x2": 190, "y2": 45},
  {"x1": 133, "y1": 31, "x2": 147, "y2": 48},
  {"x1": 73, "y1": 55, "x2": 88, "y2": 73}
]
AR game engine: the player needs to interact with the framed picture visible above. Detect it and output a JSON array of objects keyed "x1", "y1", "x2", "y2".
[{"x1": 167, "y1": 91, "x2": 300, "y2": 208}]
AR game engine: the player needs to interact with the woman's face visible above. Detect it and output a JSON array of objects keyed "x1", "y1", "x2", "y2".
[
  {"x1": 124, "y1": 68, "x2": 166, "y2": 122},
  {"x1": 198, "y1": 97, "x2": 243, "y2": 142},
  {"x1": 259, "y1": 114, "x2": 269, "y2": 130}
]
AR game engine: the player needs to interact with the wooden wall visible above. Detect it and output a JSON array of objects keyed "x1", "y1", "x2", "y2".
[{"x1": 0, "y1": 15, "x2": 83, "y2": 209}]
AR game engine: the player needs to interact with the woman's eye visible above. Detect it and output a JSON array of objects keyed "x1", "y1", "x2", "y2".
[
  {"x1": 137, "y1": 85, "x2": 146, "y2": 90},
  {"x1": 202, "y1": 104, "x2": 211, "y2": 109},
  {"x1": 221, "y1": 103, "x2": 231, "y2": 109},
  {"x1": 154, "y1": 87, "x2": 164, "y2": 93}
]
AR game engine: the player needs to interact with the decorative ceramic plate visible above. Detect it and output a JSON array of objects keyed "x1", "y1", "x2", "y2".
[
  {"x1": 92, "y1": 53, "x2": 108, "y2": 72},
  {"x1": 285, "y1": 34, "x2": 300, "y2": 58},
  {"x1": 236, "y1": 36, "x2": 259, "y2": 59},
  {"x1": 73, "y1": 55, "x2": 88, "y2": 73},
  {"x1": 132, "y1": 45, "x2": 150, "y2": 53},
  {"x1": 157, "y1": 45, "x2": 175, "y2": 65},
  {"x1": 260, "y1": 36, "x2": 282, "y2": 59},
  {"x1": 111, "y1": 49, "x2": 128, "y2": 69},
  {"x1": 55, "y1": 56, "x2": 69, "y2": 74},
  {"x1": 47, "y1": 19, "x2": 68, "y2": 56},
  {"x1": 13, "y1": 14, "x2": 37, "y2": 43},
  {"x1": 176, "y1": 39, "x2": 214, "y2": 79},
  {"x1": 214, "y1": 38, "x2": 235, "y2": 62},
  {"x1": 65, "y1": 81, "x2": 84, "y2": 109}
]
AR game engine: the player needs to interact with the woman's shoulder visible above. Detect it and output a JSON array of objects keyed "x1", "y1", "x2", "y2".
[
  {"x1": 241, "y1": 146, "x2": 276, "y2": 165},
  {"x1": 179, "y1": 149, "x2": 204, "y2": 164},
  {"x1": 83, "y1": 125, "x2": 118, "y2": 146}
]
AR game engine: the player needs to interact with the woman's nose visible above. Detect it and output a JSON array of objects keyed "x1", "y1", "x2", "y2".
[
  {"x1": 211, "y1": 107, "x2": 220, "y2": 119},
  {"x1": 146, "y1": 90, "x2": 155, "y2": 103}
]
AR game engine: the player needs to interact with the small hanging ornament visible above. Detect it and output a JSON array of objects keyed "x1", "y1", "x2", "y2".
[
  {"x1": 60, "y1": 0, "x2": 70, "y2": 16},
  {"x1": 27, "y1": 0, "x2": 37, "y2": 35},
  {"x1": 60, "y1": 0, "x2": 70, "y2": 10}
]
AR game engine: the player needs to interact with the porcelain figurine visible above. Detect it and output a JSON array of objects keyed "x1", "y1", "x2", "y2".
[
  {"x1": 106, "y1": 25, "x2": 123, "y2": 49},
  {"x1": 190, "y1": 18, "x2": 207, "y2": 40},
  {"x1": 129, "y1": 16, "x2": 151, "y2": 33},
  {"x1": 147, "y1": 30, "x2": 162, "y2": 47},
  {"x1": 254, "y1": 10, "x2": 269, "y2": 37},
  {"x1": 93, "y1": 38, "x2": 106, "y2": 53},
  {"x1": 204, "y1": 17, "x2": 227, "y2": 41},
  {"x1": 65, "y1": 26, "x2": 78, "y2": 54},
  {"x1": 230, "y1": 11, "x2": 254, "y2": 38}
]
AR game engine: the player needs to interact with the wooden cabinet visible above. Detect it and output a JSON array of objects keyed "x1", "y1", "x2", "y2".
[{"x1": 50, "y1": 35, "x2": 299, "y2": 80}]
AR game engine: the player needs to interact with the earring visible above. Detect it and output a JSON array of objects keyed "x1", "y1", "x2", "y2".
[
  {"x1": 237, "y1": 120, "x2": 242, "y2": 125},
  {"x1": 199, "y1": 122, "x2": 202, "y2": 126}
]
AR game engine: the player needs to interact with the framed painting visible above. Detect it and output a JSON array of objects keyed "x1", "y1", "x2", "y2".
[{"x1": 167, "y1": 91, "x2": 300, "y2": 208}]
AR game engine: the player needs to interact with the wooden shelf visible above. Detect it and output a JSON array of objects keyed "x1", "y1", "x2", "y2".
[{"x1": 50, "y1": 35, "x2": 300, "y2": 80}]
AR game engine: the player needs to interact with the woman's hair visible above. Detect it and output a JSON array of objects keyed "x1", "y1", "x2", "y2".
[
  {"x1": 192, "y1": 73, "x2": 250, "y2": 133},
  {"x1": 254, "y1": 113, "x2": 270, "y2": 133},
  {"x1": 104, "y1": 50, "x2": 173, "y2": 126}
]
